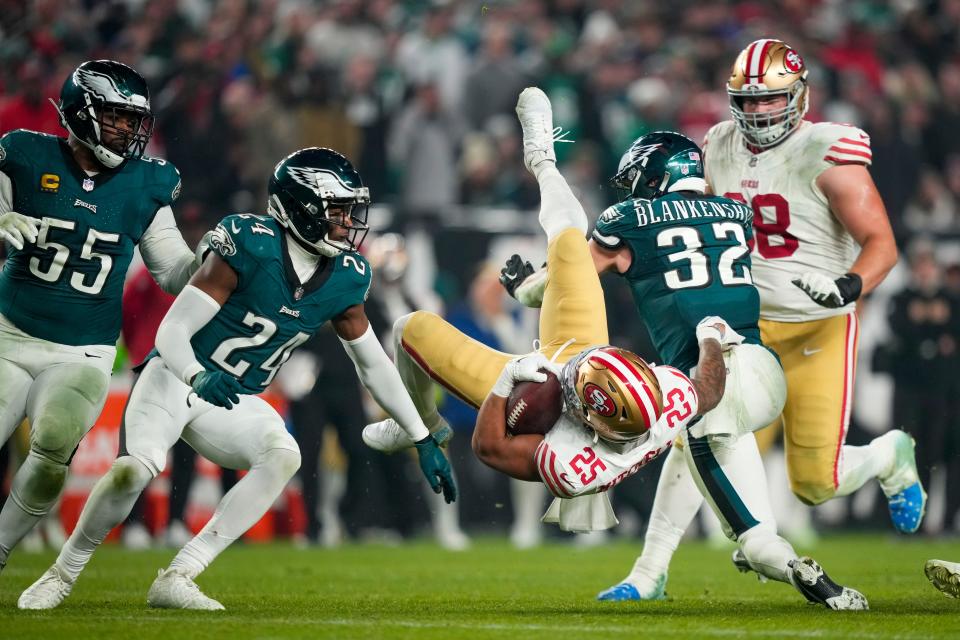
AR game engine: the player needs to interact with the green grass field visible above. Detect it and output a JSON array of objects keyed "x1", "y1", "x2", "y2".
[{"x1": 1, "y1": 535, "x2": 959, "y2": 639}]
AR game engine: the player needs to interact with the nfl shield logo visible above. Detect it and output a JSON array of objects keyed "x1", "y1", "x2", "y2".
[
  {"x1": 82, "y1": 178, "x2": 95, "y2": 192},
  {"x1": 294, "y1": 287, "x2": 304, "y2": 301}
]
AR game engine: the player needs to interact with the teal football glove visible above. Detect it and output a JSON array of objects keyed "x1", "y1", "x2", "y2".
[
  {"x1": 190, "y1": 370, "x2": 243, "y2": 410},
  {"x1": 414, "y1": 435, "x2": 457, "y2": 503}
]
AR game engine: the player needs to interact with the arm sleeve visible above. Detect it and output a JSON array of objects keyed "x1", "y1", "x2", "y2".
[
  {"x1": 155, "y1": 284, "x2": 222, "y2": 384},
  {"x1": 339, "y1": 323, "x2": 431, "y2": 442},
  {"x1": 0, "y1": 171, "x2": 12, "y2": 213},
  {"x1": 140, "y1": 206, "x2": 200, "y2": 295}
]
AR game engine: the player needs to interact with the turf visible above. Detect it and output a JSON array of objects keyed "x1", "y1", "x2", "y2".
[{"x1": 1, "y1": 534, "x2": 959, "y2": 639}]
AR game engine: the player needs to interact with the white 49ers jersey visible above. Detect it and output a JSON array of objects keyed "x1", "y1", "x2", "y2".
[
  {"x1": 703, "y1": 120, "x2": 871, "y2": 321},
  {"x1": 534, "y1": 366, "x2": 698, "y2": 498}
]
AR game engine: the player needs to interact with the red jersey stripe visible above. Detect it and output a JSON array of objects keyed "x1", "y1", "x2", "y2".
[
  {"x1": 838, "y1": 137, "x2": 870, "y2": 148},
  {"x1": 828, "y1": 145, "x2": 871, "y2": 159}
]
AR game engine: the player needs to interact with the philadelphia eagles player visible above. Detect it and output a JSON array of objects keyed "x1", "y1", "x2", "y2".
[
  {"x1": 499, "y1": 123, "x2": 867, "y2": 610},
  {"x1": 0, "y1": 60, "x2": 200, "y2": 575},
  {"x1": 19, "y1": 147, "x2": 456, "y2": 611}
]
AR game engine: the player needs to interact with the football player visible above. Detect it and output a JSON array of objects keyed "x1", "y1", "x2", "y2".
[
  {"x1": 366, "y1": 88, "x2": 866, "y2": 609},
  {"x1": 0, "y1": 60, "x2": 202, "y2": 575},
  {"x1": 18, "y1": 147, "x2": 455, "y2": 610},
  {"x1": 580, "y1": 39, "x2": 923, "y2": 603}
]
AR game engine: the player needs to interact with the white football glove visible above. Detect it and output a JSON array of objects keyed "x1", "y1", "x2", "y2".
[
  {"x1": 0, "y1": 211, "x2": 40, "y2": 250},
  {"x1": 792, "y1": 271, "x2": 842, "y2": 307},
  {"x1": 696, "y1": 316, "x2": 745, "y2": 351},
  {"x1": 792, "y1": 271, "x2": 862, "y2": 308},
  {"x1": 491, "y1": 353, "x2": 555, "y2": 398}
]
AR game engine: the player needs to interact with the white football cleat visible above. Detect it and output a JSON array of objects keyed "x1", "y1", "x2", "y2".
[
  {"x1": 925, "y1": 560, "x2": 960, "y2": 598},
  {"x1": 147, "y1": 568, "x2": 225, "y2": 611},
  {"x1": 362, "y1": 418, "x2": 452, "y2": 454},
  {"x1": 18, "y1": 566, "x2": 74, "y2": 610},
  {"x1": 516, "y1": 87, "x2": 571, "y2": 173},
  {"x1": 877, "y1": 430, "x2": 926, "y2": 533}
]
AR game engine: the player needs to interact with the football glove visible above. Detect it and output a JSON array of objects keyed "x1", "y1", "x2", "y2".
[
  {"x1": 696, "y1": 316, "x2": 745, "y2": 351},
  {"x1": 414, "y1": 435, "x2": 457, "y2": 503},
  {"x1": 190, "y1": 370, "x2": 244, "y2": 410},
  {"x1": 499, "y1": 254, "x2": 536, "y2": 297},
  {"x1": 499, "y1": 254, "x2": 547, "y2": 308},
  {"x1": 491, "y1": 353, "x2": 557, "y2": 398},
  {"x1": 792, "y1": 272, "x2": 862, "y2": 309},
  {"x1": 0, "y1": 211, "x2": 40, "y2": 250}
]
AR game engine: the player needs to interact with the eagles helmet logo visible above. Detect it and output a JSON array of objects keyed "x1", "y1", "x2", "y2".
[
  {"x1": 75, "y1": 68, "x2": 148, "y2": 108},
  {"x1": 287, "y1": 166, "x2": 355, "y2": 200},
  {"x1": 209, "y1": 223, "x2": 237, "y2": 257},
  {"x1": 0, "y1": 142, "x2": 6, "y2": 163}
]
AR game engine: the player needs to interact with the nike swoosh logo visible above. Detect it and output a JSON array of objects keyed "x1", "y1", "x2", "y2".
[
  {"x1": 802, "y1": 348, "x2": 822, "y2": 356},
  {"x1": 231, "y1": 221, "x2": 240, "y2": 234},
  {"x1": 84, "y1": 352, "x2": 103, "y2": 358}
]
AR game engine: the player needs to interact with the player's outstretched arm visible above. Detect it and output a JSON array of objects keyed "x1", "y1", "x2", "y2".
[
  {"x1": 140, "y1": 205, "x2": 206, "y2": 295},
  {"x1": 333, "y1": 304, "x2": 457, "y2": 503},
  {"x1": 155, "y1": 252, "x2": 245, "y2": 409},
  {"x1": 472, "y1": 355, "x2": 551, "y2": 481}
]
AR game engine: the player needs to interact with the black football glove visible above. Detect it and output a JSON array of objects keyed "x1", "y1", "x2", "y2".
[{"x1": 499, "y1": 254, "x2": 537, "y2": 299}]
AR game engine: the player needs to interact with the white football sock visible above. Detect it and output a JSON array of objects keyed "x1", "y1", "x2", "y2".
[
  {"x1": 536, "y1": 165, "x2": 588, "y2": 242},
  {"x1": 393, "y1": 314, "x2": 444, "y2": 432},
  {"x1": 631, "y1": 445, "x2": 703, "y2": 578},
  {"x1": 0, "y1": 452, "x2": 69, "y2": 566},
  {"x1": 56, "y1": 456, "x2": 154, "y2": 581},
  {"x1": 834, "y1": 435, "x2": 896, "y2": 497},
  {"x1": 738, "y1": 523, "x2": 797, "y2": 584},
  {"x1": 169, "y1": 448, "x2": 300, "y2": 578}
]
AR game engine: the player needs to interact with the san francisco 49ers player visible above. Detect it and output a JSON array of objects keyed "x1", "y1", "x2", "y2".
[
  {"x1": 365, "y1": 87, "x2": 868, "y2": 610},
  {"x1": 603, "y1": 38, "x2": 924, "y2": 602}
]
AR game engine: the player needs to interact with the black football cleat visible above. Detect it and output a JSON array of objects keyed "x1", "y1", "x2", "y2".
[{"x1": 787, "y1": 557, "x2": 868, "y2": 610}]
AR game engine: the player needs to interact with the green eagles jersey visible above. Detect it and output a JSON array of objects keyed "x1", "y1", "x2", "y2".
[
  {"x1": 190, "y1": 214, "x2": 372, "y2": 393},
  {"x1": 592, "y1": 192, "x2": 762, "y2": 373},
  {"x1": 0, "y1": 129, "x2": 181, "y2": 346}
]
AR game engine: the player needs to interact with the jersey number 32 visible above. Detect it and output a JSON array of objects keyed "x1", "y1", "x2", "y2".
[{"x1": 657, "y1": 222, "x2": 752, "y2": 290}]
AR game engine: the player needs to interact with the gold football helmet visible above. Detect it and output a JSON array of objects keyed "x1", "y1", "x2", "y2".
[
  {"x1": 727, "y1": 39, "x2": 808, "y2": 149},
  {"x1": 561, "y1": 347, "x2": 663, "y2": 443}
]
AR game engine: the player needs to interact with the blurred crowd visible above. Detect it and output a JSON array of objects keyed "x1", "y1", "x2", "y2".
[{"x1": 1, "y1": 0, "x2": 960, "y2": 546}]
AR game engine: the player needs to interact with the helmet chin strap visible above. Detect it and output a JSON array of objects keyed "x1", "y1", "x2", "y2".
[{"x1": 51, "y1": 98, "x2": 124, "y2": 169}]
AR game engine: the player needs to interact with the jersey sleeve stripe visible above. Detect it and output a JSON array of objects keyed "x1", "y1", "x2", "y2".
[
  {"x1": 539, "y1": 444, "x2": 571, "y2": 497},
  {"x1": 823, "y1": 155, "x2": 870, "y2": 166},
  {"x1": 535, "y1": 442, "x2": 560, "y2": 496},
  {"x1": 837, "y1": 137, "x2": 870, "y2": 149},
  {"x1": 547, "y1": 449, "x2": 573, "y2": 497},
  {"x1": 827, "y1": 145, "x2": 871, "y2": 159},
  {"x1": 592, "y1": 230, "x2": 622, "y2": 249}
]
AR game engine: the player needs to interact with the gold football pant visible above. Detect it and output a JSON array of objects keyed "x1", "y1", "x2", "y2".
[
  {"x1": 399, "y1": 228, "x2": 607, "y2": 409},
  {"x1": 753, "y1": 312, "x2": 859, "y2": 505}
]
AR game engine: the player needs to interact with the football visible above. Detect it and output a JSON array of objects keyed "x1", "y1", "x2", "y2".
[{"x1": 505, "y1": 370, "x2": 563, "y2": 436}]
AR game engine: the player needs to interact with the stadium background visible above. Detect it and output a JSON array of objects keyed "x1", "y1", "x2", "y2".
[{"x1": 0, "y1": 0, "x2": 958, "y2": 551}]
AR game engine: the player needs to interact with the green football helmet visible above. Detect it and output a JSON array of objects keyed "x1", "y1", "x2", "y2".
[
  {"x1": 611, "y1": 131, "x2": 706, "y2": 201},
  {"x1": 53, "y1": 60, "x2": 154, "y2": 169},
  {"x1": 268, "y1": 147, "x2": 371, "y2": 257}
]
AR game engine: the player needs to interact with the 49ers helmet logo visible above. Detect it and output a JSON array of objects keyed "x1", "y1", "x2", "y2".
[
  {"x1": 783, "y1": 49, "x2": 804, "y2": 73},
  {"x1": 583, "y1": 383, "x2": 617, "y2": 417}
]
